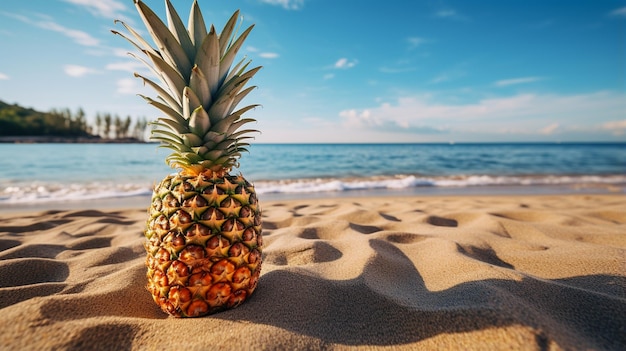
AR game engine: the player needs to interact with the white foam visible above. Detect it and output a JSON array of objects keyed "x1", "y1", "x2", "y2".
[
  {"x1": 1, "y1": 174, "x2": 624, "y2": 204},
  {"x1": 0, "y1": 182, "x2": 152, "y2": 204},
  {"x1": 254, "y1": 174, "x2": 626, "y2": 194}
]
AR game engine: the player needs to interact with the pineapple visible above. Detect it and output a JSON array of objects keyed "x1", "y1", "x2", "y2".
[{"x1": 113, "y1": 0, "x2": 262, "y2": 317}]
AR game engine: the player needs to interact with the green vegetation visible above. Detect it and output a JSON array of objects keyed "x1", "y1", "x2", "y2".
[{"x1": 0, "y1": 100, "x2": 148, "y2": 141}]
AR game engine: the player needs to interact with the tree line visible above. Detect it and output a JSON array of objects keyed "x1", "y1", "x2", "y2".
[
  {"x1": 0, "y1": 100, "x2": 149, "y2": 140},
  {"x1": 92, "y1": 112, "x2": 148, "y2": 140}
]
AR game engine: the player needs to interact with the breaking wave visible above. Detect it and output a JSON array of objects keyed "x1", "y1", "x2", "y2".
[{"x1": 1, "y1": 174, "x2": 624, "y2": 204}]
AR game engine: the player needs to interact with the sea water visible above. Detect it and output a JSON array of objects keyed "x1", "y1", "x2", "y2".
[{"x1": 0, "y1": 143, "x2": 624, "y2": 205}]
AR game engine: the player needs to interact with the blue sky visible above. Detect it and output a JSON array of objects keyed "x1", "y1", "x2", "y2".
[{"x1": 0, "y1": 0, "x2": 625, "y2": 143}]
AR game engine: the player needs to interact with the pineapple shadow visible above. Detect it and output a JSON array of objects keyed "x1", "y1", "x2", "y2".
[{"x1": 220, "y1": 239, "x2": 625, "y2": 350}]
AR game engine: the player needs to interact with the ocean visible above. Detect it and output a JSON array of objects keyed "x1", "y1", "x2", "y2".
[{"x1": 0, "y1": 142, "x2": 624, "y2": 206}]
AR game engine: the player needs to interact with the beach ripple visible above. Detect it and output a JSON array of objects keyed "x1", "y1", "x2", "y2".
[{"x1": 0, "y1": 195, "x2": 624, "y2": 350}]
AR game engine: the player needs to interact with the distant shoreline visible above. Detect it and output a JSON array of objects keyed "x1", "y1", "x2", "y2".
[{"x1": 0, "y1": 136, "x2": 149, "y2": 144}]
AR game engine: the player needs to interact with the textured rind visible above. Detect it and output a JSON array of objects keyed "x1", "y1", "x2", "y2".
[{"x1": 145, "y1": 172, "x2": 262, "y2": 317}]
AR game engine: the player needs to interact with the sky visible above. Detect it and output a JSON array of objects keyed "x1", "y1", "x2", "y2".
[{"x1": 0, "y1": 0, "x2": 625, "y2": 143}]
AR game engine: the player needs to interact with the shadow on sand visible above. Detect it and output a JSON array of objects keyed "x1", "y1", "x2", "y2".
[{"x1": 218, "y1": 239, "x2": 626, "y2": 350}]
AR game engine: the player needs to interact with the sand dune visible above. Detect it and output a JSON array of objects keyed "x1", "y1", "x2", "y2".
[{"x1": 0, "y1": 194, "x2": 624, "y2": 350}]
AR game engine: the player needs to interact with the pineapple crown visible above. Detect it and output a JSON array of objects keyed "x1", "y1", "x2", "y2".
[{"x1": 112, "y1": 0, "x2": 260, "y2": 174}]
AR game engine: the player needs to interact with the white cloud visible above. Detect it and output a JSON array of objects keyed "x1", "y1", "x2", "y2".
[
  {"x1": 260, "y1": 0, "x2": 305, "y2": 10},
  {"x1": 117, "y1": 78, "x2": 139, "y2": 94},
  {"x1": 64, "y1": 64, "x2": 98, "y2": 77},
  {"x1": 106, "y1": 61, "x2": 144, "y2": 73},
  {"x1": 407, "y1": 37, "x2": 426, "y2": 49},
  {"x1": 1, "y1": 12, "x2": 29, "y2": 23},
  {"x1": 339, "y1": 91, "x2": 626, "y2": 136},
  {"x1": 495, "y1": 76, "x2": 544, "y2": 87},
  {"x1": 62, "y1": 0, "x2": 129, "y2": 20},
  {"x1": 323, "y1": 73, "x2": 335, "y2": 80},
  {"x1": 0, "y1": 72, "x2": 9, "y2": 80},
  {"x1": 334, "y1": 58, "x2": 358, "y2": 69},
  {"x1": 340, "y1": 109, "x2": 375, "y2": 126},
  {"x1": 248, "y1": 46, "x2": 279, "y2": 59},
  {"x1": 113, "y1": 48, "x2": 132, "y2": 57},
  {"x1": 539, "y1": 123, "x2": 559, "y2": 135},
  {"x1": 436, "y1": 9, "x2": 457, "y2": 18},
  {"x1": 609, "y1": 7, "x2": 626, "y2": 17},
  {"x1": 40, "y1": 21, "x2": 100, "y2": 46},
  {"x1": 601, "y1": 120, "x2": 626, "y2": 135},
  {"x1": 5, "y1": 12, "x2": 100, "y2": 46},
  {"x1": 431, "y1": 73, "x2": 451, "y2": 84},
  {"x1": 259, "y1": 52, "x2": 279, "y2": 59},
  {"x1": 434, "y1": 8, "x2": 469, "y2": 21},
  {"x1": 339, "y1": 108, "x2": 445, "y2": 134},
  {"x1": 430, "y1": 69, "x2": 466, "y2": 84}
]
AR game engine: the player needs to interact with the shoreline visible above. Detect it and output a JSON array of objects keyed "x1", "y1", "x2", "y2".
[{"x1": 0, "y1": 183, "x2": 622, "y2": 214}]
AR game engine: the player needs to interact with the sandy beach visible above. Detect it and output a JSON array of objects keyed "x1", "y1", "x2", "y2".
[{"x1": 0, "y1": 194, "x2": 624, "y2": 350}]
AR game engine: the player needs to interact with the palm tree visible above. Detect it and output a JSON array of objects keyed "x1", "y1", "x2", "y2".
[
  {"x1": 133, "y1": 117, "x2": 148, "y2": 140},
  {"x1": 113, "y1": 115, "x2": 122, "y2": 139},
  {"x1": 103, "y1": 113, "x2": 112, "y2": 139},
  {"x1": 95, "y1": 113, "x2": 102, "y2": 137},
  {"x1": 74, "y1": 107, "x2": 86, "y2": 135},
  {"x1": 122, "y1": 116, "x2": 132, "y2": 138}
]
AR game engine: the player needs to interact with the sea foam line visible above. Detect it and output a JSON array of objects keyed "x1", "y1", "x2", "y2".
[
  {"x1": 1, "y1": 174, "x2": 624, "y2": 203},
  {"x1": 253, "y1": 174, "x2": 626, "y2": 194},
  {"x1": 0, "y1": 182, "x2": 152, "y2": 204}
]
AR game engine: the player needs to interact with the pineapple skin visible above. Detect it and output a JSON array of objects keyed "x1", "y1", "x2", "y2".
[{"x1": 145, "y1": 170, "x2": 262, "y2": 317}]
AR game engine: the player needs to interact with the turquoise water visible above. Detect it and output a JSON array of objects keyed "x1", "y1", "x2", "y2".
[{"x1": 0, "y1": 143, "x2": 624, "y2": 204}]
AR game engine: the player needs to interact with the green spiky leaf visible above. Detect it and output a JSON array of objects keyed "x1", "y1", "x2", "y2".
[
  {"x1": 195, "y1": 27, "x2": 220, "y2": 102},
  {"x1": 190, "y1": 65, "x2": 211, "y2": 108},
  {"x1": 145, "y1": 50, "x2": 186, "y2": 103},
  {"x1": 134, "y1": 73, "x2": 182, "y2": 112},
  {"x1": 165, "y1": 0, "x2": 195, "y2": 63},
  {"x1": 219, "y1": 25, "x2": 254, "y2": 86},
  {"x1": 188, "y1": 0, "x2": 207, "y2": 50},
  {"x1": 135, "y1": 0, "x2": 192, "y2": 79},
  {"x1": 181, "y1": 133, "x2": 204, "y2": 147},
  {"x1": 183, "y1": 86, "x2": 202, "y2": 119},
  {"x1": 115, "y1": 0, "x2": 261, "y2": 171},
  {"x1": 189, "y1": 106, "x2": 211, "y2": 135}
]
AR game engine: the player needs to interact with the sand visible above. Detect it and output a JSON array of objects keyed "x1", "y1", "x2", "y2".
[{"x1": 0, "y1": 194, "x2": 624, "y2": 350}]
